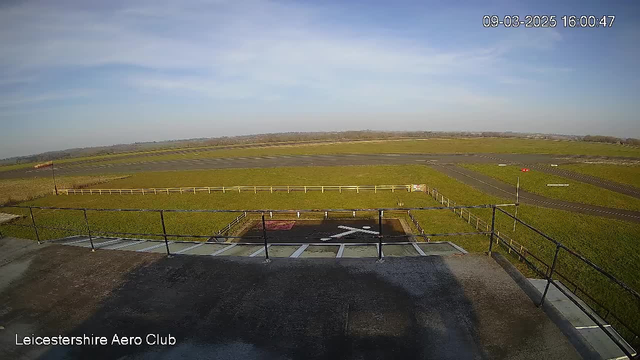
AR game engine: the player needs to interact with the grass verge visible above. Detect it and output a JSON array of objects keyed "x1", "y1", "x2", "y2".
[{"x1": 460, "y1": 164, "x2": 640, "y2": 211}]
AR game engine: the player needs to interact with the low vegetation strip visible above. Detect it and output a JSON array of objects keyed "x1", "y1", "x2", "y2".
[
  {"x1": 0, "y1": 175, "x2": 130, "y2": 206},
  {"x1": 561, "y1": 164, "x2": 640, "y2": 190},
  {"x1": 59, "y1": 184, "x2": 417, "y2": 195},
  {"x1": 460, "y1": 164, "x2": 640, "y2": 212}
]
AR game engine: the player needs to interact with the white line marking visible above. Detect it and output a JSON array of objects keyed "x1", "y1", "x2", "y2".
[
  {"x1": 290, "y1": 244, "x2": 309, "y2": 258},
  {"x1": 111, "y1": 240, "x2": 146, "y2": 250},
  {"x1": 448, "y1": 242, "x2": 468, "y2": 254},
  {"x1": 210, "y1": 244, "x2": 236, "y2": 256},
  {"x1": 337, "y1": 244, "x2": 345, "y2": 258},
  {"x1": 64, "y1": 237, "x2": 92, "y2": 245},
  {"x1": 336, "y1": 225, "x2": 379, "y2": 235},
  {"x1": 175, "y1": 243, "x2": 204, "y2": 254},
  {"x1": 93, "y1": 239, "x2": 123, "y2": 248},
  {"x1": 138, "y1": 242, "x2": 171, "y2": 252},
  {"x1": 412, "y1": 243, "x2": 427, "y2": 256},
  {"x1": 250, "y1": 245, "x2": 269, "y2": 257},
  {"x1": 575, "y1": 325, "x2": 611, "y2": 329}
]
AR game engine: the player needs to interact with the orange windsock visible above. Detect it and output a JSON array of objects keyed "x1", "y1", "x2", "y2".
[{"x1": 34, "y1": 161, "x2": 53, "y2": 169}]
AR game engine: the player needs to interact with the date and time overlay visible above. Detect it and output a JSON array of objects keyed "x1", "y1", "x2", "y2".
[{"x1": 482, "y1": 15, "x2": 615, "y2": 28}]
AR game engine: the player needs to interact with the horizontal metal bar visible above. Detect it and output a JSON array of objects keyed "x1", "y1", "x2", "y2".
[{"x1": 0, "y1": 204, "x2": 509, "y2": 214}]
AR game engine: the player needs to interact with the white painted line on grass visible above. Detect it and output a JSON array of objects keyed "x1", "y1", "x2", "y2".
[
  {"x1": 337, "y1": 244, "x2": 345, "y2": 258},
  {"x1": 337, "y1": 225, "x2": 379, "y2": 235},
  {"x1": 138, "y1": 242, "x2": 171, "y2": 252},
  {"x1": 210, "y1": 244, "x2": 236, "y2": 256},
  {"x1": 175, "y1": 243, "x2": 204, "y2": 254},
  {"x1": 290, "y1": 244, "x2": 309, "y2": 258},
  {"x1": 412, "y1": 243, "x2": 427, "y2": 256}
]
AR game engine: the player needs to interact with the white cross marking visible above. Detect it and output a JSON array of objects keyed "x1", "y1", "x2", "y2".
[{"x1": 321, "y1": 225, "x2": 379, "y2": 241}]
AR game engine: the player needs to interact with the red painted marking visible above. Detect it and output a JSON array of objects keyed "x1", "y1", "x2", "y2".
[{"x1": 258, "y1": 220, "x2": 296, "y2": 231}]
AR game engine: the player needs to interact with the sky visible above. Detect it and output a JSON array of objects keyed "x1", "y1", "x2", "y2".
[{"x1": 0, "y1": 0, "x2": 639, "y2": 158}]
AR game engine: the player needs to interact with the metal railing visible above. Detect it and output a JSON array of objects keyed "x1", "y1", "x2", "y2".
[
  {"x1": 1, "y1": 201, "x2": 637, "y2": 357},
  {"x1": 212, "y1": 212, "x2": 247, "y2": 241},
  {"x1": 57, "y1": 184, "x2": 415, "y2": 195},
  {"x1": 425, "y1": 187, "x2": 639, "y2": 358}
]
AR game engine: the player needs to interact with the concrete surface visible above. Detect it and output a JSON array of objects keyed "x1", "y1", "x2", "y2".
[
  {"x1": 0, "y1": 240, "x2": 582, "y2": 360},
  {"x1": 529, "y1": 279, "x2": 637, "y2": 360}
]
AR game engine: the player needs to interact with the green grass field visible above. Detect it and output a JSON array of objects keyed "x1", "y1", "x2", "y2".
[
  {"x1": 561, "y1": 163, "x2": 640, "y2": 189},
  {"x1": 4, "y1": 137, "x2": 640, "y2": 173},
  {"x1": 0, "y1": 175, "x2": 129, "y2": 206},
  {"x1": 1, "y1": 164, "x2": 638, "y2": 339},
  {"x1": 460, "y1": 164, "x2": 640, "y2": 211}
]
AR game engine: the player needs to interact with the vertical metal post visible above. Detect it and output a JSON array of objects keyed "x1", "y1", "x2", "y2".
[
  {"x1": 29, "y1": 207, "x2": 41, "y2": 244},
  {"x1": 539, "y1": 245, "x2": 561, "y2": 307},
  {"x1": 262, "y1": 214, "x2": 270, "y2": 261},
  {"x1": 378, "y1": 210, "x2": 383, "y2": 260},
  {"x1": 51, "y1": 161, "x2": 58, "y2": 195},
  {"x1": 83, "y1": 209, "x2": 95, "y2": 251},
  {"x1": 160, "y1": 210, "x2": 170, "y2": 256},
  {"x1": 488, "y1": 206, "x2": 496, "y2": 254}
]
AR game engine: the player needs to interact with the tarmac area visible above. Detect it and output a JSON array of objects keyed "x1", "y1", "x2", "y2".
[
  {"x1": 239, "y1": 219, "x2": 406, "y2": 243},
  {"x1": 0, "y1": 239, "x2": 582, "y2": 360}
]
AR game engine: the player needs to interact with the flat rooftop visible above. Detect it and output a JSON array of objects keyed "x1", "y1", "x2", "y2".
[{"x1": 0, "y1": 239, "x2": 582, "y2": 360}]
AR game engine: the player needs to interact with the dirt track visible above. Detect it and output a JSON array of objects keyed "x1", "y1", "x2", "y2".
[{"x1": 431, "y1": 164, "x2": 640, "y2": 223}]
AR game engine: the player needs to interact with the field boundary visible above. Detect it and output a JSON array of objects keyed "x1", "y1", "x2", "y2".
[{"x1": 57, "y1": 184, "x2": 421, "y2": 195}]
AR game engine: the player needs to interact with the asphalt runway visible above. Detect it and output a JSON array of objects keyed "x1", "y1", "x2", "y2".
[
  {"x1": 431, "y1": 164, "x2": 640, "y2": 223},
  {"x1": 2, "y1": 152, "x2": 616, "y2": 179},
  {"x1": 4, "y1": 152, "x2": 639, "y2": 222}
]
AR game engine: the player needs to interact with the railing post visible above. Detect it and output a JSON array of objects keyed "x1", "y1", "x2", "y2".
[
  {"x1": 539, "y1": 244, "x2": 561, "y2": 307},
  {"x1": 29, "y1": 207, "x2": 41, "y2": 244},
  {"x1": 160, "y1": 210, "x2": 171, "y2": 257},
  {"x1": 488, "y1": 206, "x2": 496, "y2": 254},
  {"x1": 378, "y1": 210, "x2": 383, "y2": 261},
  {"x1": 262, "y1": 213, "x2": 270, "y2": 261},
  {"x1": 83, "y1": 209, "x2": 95, "y2": 251}
]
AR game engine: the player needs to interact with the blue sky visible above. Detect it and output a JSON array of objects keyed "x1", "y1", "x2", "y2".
[{"x1": 0, "y1": 0, "x2": 639, "y2": 158}]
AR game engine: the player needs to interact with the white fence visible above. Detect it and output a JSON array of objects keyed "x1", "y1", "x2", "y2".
[{"x1": 58, "y1": 184, "x2": 416, "y2": 195}]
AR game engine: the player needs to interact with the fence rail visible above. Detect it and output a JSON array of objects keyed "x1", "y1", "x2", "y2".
[
  {"x1": 424, "y1": 186, "x2": 639, "y2": 357},
  {"x1": 58, "y1": 184, "x2": 416, "y2": 195}
]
